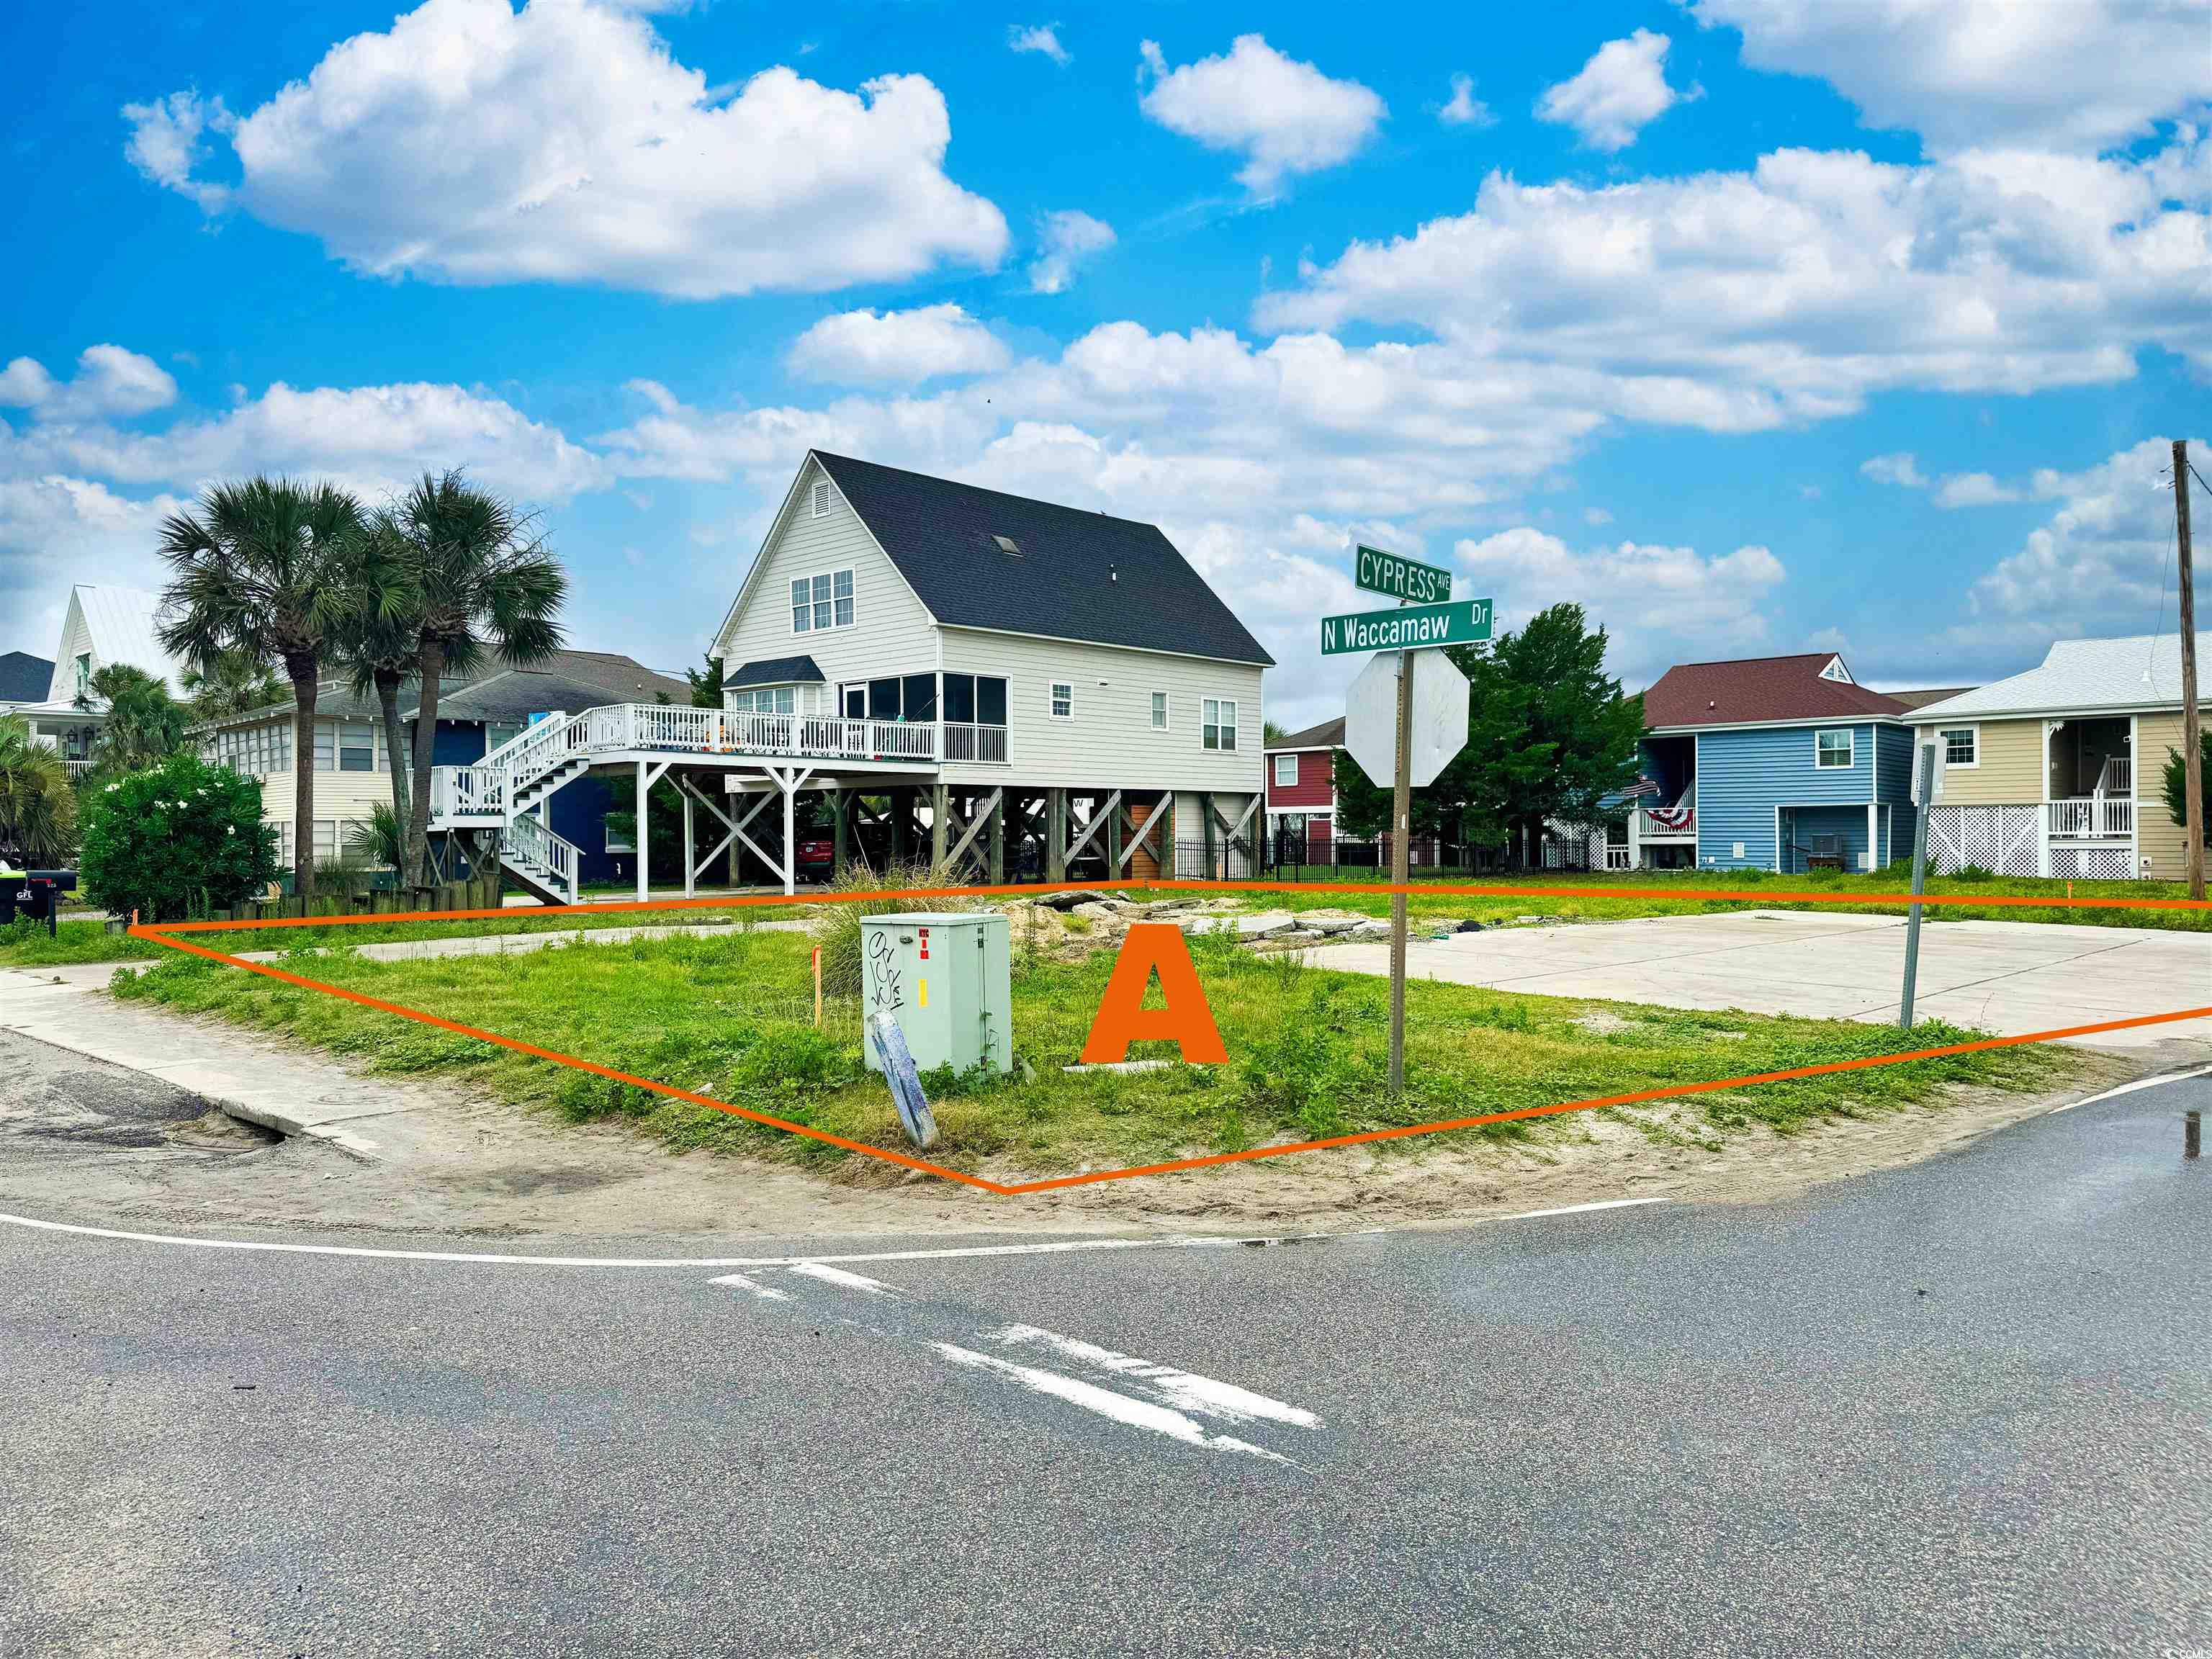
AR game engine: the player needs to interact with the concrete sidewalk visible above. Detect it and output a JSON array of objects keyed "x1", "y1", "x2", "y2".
[{"x1": 1321, "y1": 909, "x2": 2212, "y2": 1052}]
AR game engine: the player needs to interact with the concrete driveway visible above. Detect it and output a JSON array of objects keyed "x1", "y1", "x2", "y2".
[{"x1": 1324, "y1": 910, "x2": 2212, "y2": 1051}]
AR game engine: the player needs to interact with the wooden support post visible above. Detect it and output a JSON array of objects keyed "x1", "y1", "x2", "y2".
[
  {"x1": 832, "y1": 787, "x2": 850, "y2": 878},
  {"x1": 930, "y1": 781, "x2": 950, "y2": 868},
  {"x1": 889, "y1": 787, "x2": 910, "y2": 867},
  {"x1": 1201, "y1": 793, "x2": 1217, "y2": 880},
  {"x1": 1106, "y1": 799, "x2": 1124, "y2": 887},
  {"x1": 988, "y1": 790, "x2": 1006, "y2": 884},
  {"x1": 1046, "y1": 787, "x2": 1069, "y2": 883}
]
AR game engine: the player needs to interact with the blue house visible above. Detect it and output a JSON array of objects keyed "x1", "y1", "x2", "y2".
[{"x1": 1628, "y1": 653, "x2": 1922, "y2": 873}]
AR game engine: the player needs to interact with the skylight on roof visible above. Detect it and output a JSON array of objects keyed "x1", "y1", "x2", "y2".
[{"x1": 994, "y1": 535, "x2": 1021, "y2": 555}]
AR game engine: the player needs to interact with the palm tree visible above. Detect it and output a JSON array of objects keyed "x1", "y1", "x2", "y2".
[
  {"x1": 0, "y1": 716, "x2": 76, "y2": 868},
  {"x1": 390, "y1": 472, "x2": 567, "y2": 886},
  {"x1": 76, "y1": 663, "x2": 191, "y2": 779},
  {"x1": 328, "y1": 508, "x2": 424, "y2": 834},
  {"x1": 181, "y1": 651, "x2": 286, "y2": 722},
  {"x1": 156, "y1": 478, "x2": 364, "y2": 899}
]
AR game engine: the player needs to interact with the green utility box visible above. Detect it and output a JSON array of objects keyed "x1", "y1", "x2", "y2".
[{"x1": 860, "y1": 912, "x2": 1012, "y2": 1076}]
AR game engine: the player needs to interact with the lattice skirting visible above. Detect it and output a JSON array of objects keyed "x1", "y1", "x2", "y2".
[
  {"x1": 1925, "y1": 804, "x2": 2041, "y2": 878},
  {"x1": 2051, "y1": 842, "x2": 2135, "y2": 881}
]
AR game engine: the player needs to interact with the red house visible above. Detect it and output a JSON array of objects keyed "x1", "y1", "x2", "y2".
[{"x1": 1264, "y1": 716, "x2": 1342, "y2": 860}]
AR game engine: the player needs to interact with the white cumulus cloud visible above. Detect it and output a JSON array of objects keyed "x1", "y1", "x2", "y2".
[
  {"x1": 1137, "y1": 34, "x2": 1385, "y2": 199},
  {"x1": 1439, "y1": 73, "x2": 1496, "y2": 129},
  {"x1": 1689, "y1": 0, "x2": 2212, "y2": 156},
  {"x1": 1455, "y1": 526, "x2": 1786, "y2": 685},
  {"x1": 786, "y1": 305, "x2": 1010, "y2": 386},
  {"x1": 120, "y1": 0, "x2": 1007, "y2": 299},
  {"x1": 1861, "y1": 452, "x2": 1928, "y2": 489},
  {"x1": 0, "y1": 346, "x2": 178, "y2": 421},
  {"x1": 1536, "y1": 30, "x2": 1691, "y2": 153},
  {"x1": 1007, "y1": 22, "x2": 1069, "y2": 64},
  {"x1": 1933, "y1": 471, "x2": 2023, "y2": 508},
  {"x1": 1028, "y1": 210, "x2": 1117, "y2": 294}
]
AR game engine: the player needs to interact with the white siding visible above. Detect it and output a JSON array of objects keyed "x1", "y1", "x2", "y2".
[
  {"x1": 248, "y1": 716, "x2": 396, "y2": 835},
  {"x1": 712, "y1": 456, "x2": 935, "y2": 716},
  {"x1": 940, "y1": 628, "x2": 1264, "y2": 792}
]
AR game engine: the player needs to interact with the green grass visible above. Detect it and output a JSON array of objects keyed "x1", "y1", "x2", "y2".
[
  {"x1": 1229, "y1": 866, "x2": 2212, "y2": 932},
  {"x1": 109, "y1": 925, "x2": 2080, "y2": 1178}
]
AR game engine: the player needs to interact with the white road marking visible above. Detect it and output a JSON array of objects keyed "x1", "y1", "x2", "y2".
[
  {"x1": 709, "y1": 1272, "x2": 789, "y2": 1300},
  {"x1": 2048, "y1": 1065, "x2": 2212, "y2": 1113},
  {"x1": 1493, "y1": 1197, "x2": 1671, "y2": 1221},
  {"x1": 986, "y1": 1325, "x2": 1321, "y2": 1429},
  {"x1": 787, "y1": 1262, "x2": 899, "y2": 1295},
  {"x1": 931, "y1": 1342, "x2": 1298, "y2": 1466}
]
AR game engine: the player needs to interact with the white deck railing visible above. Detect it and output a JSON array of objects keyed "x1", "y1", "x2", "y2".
[
  {"x1": 941, "y1": 721, "x2": 1010, "y2": 764},
  {"x1": 505, "y1": 811, "x2": 579, "y2": 903},
  {"x1": 2050, "y1": 796, "x2": 2133, "y2": 838},
  {"x1": 1637, "y1": 806, "x2": 1696, "y2": 838}
]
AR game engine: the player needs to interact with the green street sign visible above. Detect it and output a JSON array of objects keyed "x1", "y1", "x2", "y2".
[
  {"x1": 1320, "y1": 598, "x2": 1493, "y2": 655},
  {"x1": 1353, "y1": 544, "x2": 1452, "y2": 605}
]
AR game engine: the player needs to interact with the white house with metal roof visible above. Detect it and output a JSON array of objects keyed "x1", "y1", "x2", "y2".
[
  {"x1": 1, "y1": 584, "x2": 184, "y2": 775},
  {"x1": 423, "y1": 452, "x2": 1274, "y2": 900},
  {"x1": 1909, "y1": 632, "x2": 2206, "y2": 881}
]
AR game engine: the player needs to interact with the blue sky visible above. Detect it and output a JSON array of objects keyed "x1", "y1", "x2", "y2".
[{"x1": 3, "y1": 0, "x2": 2206, "y2": 726}]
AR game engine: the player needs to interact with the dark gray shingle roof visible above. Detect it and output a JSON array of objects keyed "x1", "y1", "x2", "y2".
[
  {"x1": 725, "y1": 654, "x2": 825, "y2": 688},
  {"x1": 1267, "y1": 716, "x2": 1344, "y2": 751},
  {"x1": 0, "y1": 651, "x2": 54, "y2": 702},
  {"x1": 812, "y1": 452, "x2": 1274, "y2": 667}
]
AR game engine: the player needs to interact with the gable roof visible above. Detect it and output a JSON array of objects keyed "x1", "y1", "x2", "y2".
[
  {"x1": 1267, "y1": 716, "x2": 1345, "y2": 751},
  {"x1": 810, "y1": 452, "x2": 1274, "y2": 667},
  {"x1": 195, "y1": 649, "x2": 690, "y2": 731},
  {"x1": 1912, "y1": 633, "x2": 2212, "y2": 721},
  {"x1": 0, "y1": 651, "x2": 53, "y2": 703},
  {"x1": 1884, "y1": 686, "x2": 1977, "y2": 711},
  {"x1": 1642, "y1": 653, "x2": 1910, "y2": 729},
  {"x1": 725, "y1": 653, "x2": 825, "y2": 688},
  {"x1": 52, "y1": 584, "x2": 184, "y2": 698}
]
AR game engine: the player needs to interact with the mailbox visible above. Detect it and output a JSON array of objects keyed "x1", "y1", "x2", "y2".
[{"x1": 858, "y1": 912, "x2": 1012, "y2": 1076}]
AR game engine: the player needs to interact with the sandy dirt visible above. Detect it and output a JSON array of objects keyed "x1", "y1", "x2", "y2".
[{"x1": 0, "y1": 1010, "x2": 2156, "y2": 1248}]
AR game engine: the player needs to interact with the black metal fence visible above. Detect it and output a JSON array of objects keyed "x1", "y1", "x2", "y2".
[{"x1": 1254, "y1": 830, "x2": 1601, "y2": 879}]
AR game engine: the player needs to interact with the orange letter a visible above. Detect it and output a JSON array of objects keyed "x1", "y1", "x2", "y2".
[{"x1": 1080, "y1": 923, "x2": 1228, "y2": 1065}]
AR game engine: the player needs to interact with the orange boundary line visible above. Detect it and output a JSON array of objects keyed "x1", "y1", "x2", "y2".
[{"x1": 125, "y1": 878, "x2": 2212, "y2": 1195}]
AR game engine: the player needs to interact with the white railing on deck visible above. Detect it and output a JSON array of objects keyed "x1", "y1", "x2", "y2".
[
  {"x1": 2050, "y1": 796, "x2": 2133, "y2": 838},
  {"x1": 1638, "y1": 806, "x2": 1696, "y2": 838},
  {"x1": 429, "y1": 762, "x2": 507, "y2": 821},
  {"x1": 941, "y1": 721, "x2": 1010, "y2": 764},
  {"x1": 2094, "y1": 755, "x2": 2132, "y2": 797}
]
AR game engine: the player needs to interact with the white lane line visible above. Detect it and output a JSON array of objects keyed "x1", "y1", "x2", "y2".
[
  {"x1": 986, "y1": 1325, "x2": 1321, "y2": 1429},
  {"x1": 2048, "y1": 1064, "x2": 2212, "y2": 1113},
  {"x1": 709, "y1": 1272, "x2": 789, "y2": 1301},
  {"x1": 1496, "y1": 1197, "x2": 1670, "y2": 1221},
  {"x1": 787, "y1": 1262, "x2": 900, "y2": 1296},
  {"x1": 930, "y1": 1343, "x2": 1298, "y2": 1466}
]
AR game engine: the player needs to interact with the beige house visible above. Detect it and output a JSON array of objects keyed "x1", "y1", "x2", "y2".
[{"x1": 1910, "y1": 633, "x2": 2206, "y2": 881}]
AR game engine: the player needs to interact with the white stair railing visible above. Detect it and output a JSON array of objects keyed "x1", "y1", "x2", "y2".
[{"x1": 504, "y1": 812, "x2": 579, "y2": 904}]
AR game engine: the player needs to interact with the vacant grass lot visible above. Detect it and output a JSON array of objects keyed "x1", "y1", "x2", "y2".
[
  {"x1": 1220, "y1": 867, "x2": 2212, "y2": 932},
  {"x1": 110, "y1": 925, "x2": 2079, "y2": 1179}
]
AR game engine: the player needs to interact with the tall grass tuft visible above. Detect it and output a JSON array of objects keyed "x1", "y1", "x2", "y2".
[{"x1": 807, "y1": 859, "x2": 981, "y2": 997}]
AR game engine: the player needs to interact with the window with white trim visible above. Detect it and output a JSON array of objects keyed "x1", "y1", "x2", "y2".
[
  {"x1": 338, "y1": 720, "x2": 375, "y2": 773},
  {"x1": 1149, "y1": 691, "x2": 1168, "y2": 730},
  {"x1": 1049, "y1": 682, "x2": 1074, "y2": 719},
  {"x1": 1815, "y1": 729, "x2": 1854, "y2": 769},
  {"x1": 729, "y1": 686, "x2": 797, "y2": 715},
  {"x1": 1273, "y1": 753, "x2": 1298, "y2": 787},
  {"x1": 1939, "y1": 727, "x2": 1977, "y2": 767},
  {"x1": 1203, "y1": 698, "x2": 1238, "y2": 752},
  {"x1": 791, "y1": 568, "x2": 855, "y2": 634}
]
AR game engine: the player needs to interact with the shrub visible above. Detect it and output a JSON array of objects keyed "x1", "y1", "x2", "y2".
[
  {"x1": 1950, "y1": 864, "x2": 1997, "y2": 884},
  {"x1": 806, "y1": 859, "x2": 978, "y2": 997},
  {"x1": 78, "y1": 751, "x2": 277, "y2": 921}
]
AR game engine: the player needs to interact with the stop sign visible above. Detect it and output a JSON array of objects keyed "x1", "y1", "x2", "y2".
[{"x1": 1344, "y1": 650, "x2": 1469, "y2": 789}]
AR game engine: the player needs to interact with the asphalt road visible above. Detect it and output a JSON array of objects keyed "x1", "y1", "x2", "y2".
[{"x1": 1, "y1": 1067, "x2": 2207, "y2": 1655}]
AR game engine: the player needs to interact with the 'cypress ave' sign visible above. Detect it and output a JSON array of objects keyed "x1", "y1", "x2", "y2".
[
  {"x1": 1319, "y1": 598, "x2": 1493, "y2": 655},
  {"x1": 1354, "y1": 544, "x2": 1453, "y2": 604}
]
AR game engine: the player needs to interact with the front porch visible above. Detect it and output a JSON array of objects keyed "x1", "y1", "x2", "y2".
[
  {"x1": 1925, "y1": 715, "x2": 2139, "y2": 878},
  {"x1": 1620, "y1": 733, "x2": 1696, "y2": 870}
]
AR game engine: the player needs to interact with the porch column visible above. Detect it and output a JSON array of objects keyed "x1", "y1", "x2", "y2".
[
  {"x1": 1627, "y1": 806, "x2": 1642, "y2": 871},
  {"x1": 781, "y1": 774, "x2": 797, "y2": 897},
  {"x1": 683, "y1": 782, "x2": 696, "y2": 900},
  {"x1": 2038, "y1": 803, "x2": 2052, "y2": 878},
  {"x1": 635, "y1": 760, "x2": 648, "y2": 902},
  {"x1": 1866, "y1": 802, "x2": 1878, "y2": 873}
]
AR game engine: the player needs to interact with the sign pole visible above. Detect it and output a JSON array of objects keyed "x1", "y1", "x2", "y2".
[
  {"x1": 1899, "y1": 742, "x2": 1934, "y2": 1030},
  {"x1": 1390, "y1": 645, "x2": 1415, "y2": 1094}
]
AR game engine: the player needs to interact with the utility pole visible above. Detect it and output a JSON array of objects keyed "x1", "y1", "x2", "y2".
[{"x1": 2177, "y1": 438, "x2": 2202, "y2": 901}]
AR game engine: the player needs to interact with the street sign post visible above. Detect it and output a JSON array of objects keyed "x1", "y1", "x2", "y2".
[
  {"x1": 1320, "y1": 552, "x2": 1488, "y2": 1094},
  {"x1": 1354, "y1": 544, "x2": 1454, "y2": 605},
  {"x1": 1320, "y1": 598, "x2": 1492, "y2": 655}
]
